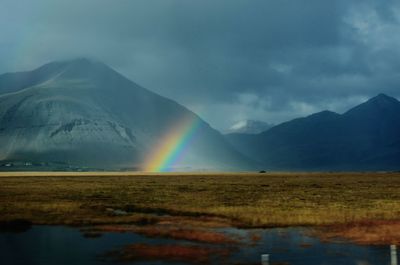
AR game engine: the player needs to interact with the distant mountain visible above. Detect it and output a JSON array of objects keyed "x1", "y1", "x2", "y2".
[
  {"x1": 0, "y1": 58, "x2": 255, "y2": 171},
  {"x1": 226, "y1": 94, "x2": 400, "y2": 171},
  {"x1": 224, "y1": 120, "x2": 274, "y2": 134}
]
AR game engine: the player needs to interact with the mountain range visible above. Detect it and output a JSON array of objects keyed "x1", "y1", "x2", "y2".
[
  {"x1": 226, "y1": 93, "x2": 400, "y2": 171},
  {"x1": 0, "y1": 58, "x2": 253, "y2": 171},
  {"x1": 1, "y1": 58, "x2": 400, "y2": 171}
]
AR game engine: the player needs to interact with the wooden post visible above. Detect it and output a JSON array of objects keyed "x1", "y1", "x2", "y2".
[
  {"x1": 261, "y1": 254, "x2": 269, "y2": 265},
  {"x1": 392, "y1": 245, "x2": 398, "y2": 265}
]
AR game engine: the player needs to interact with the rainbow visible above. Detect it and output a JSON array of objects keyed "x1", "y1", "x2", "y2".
[{"x1": 144, "y1": 116, "x2": 202, "y2": 172}]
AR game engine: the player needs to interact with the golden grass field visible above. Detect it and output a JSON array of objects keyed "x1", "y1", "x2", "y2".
[{"x1": 1, "y1": 171, "x2": 400, "y2": 229}]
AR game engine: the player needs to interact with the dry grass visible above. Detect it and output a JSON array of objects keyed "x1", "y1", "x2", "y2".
[
  {"x1": 107, "y1": 243, "x2": 231, "y2": 264},
  {"x1": 1, "y1": 172, "x2": 400, "y2": 228}
]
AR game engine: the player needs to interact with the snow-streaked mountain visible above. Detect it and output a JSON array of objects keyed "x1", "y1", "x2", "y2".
[
  {"x1": 0, "y1": 58, "x2": 255, "y2": 170},
  {"x1": 224, "y1": 120, "x2": 273, "y2": 134},
  {"x1": 226, "y1": 94, "x2": 400, "y2": 171}
]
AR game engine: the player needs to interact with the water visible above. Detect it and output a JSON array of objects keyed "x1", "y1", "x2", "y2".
[
  {"x1": 225, "y1": 227, "x2": 391, "y2": 265},
  {"x1": 0, "y1": 225, "x2": 393, "y2": 265}
]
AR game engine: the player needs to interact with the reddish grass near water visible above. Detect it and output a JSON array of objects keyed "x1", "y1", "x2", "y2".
[
  {"x1": 94, "y1": 224, "x2": 237, "y2": 244},
  {"x1": 317, "y1": 220, "x2": 400, "y2": 245},
  {"x1": 248, "y1": 232, "x2": 262, "y2": 243},
  {"x1": 94, "y1": 224, "x2": 136, "y2": 233},
  {"x1": 111, "y1": 243, "x2": 231, "y2": 264},
  {"x1": 134, "y1": 226, "x2": 237, "y2": 244},
  {"x1": 299, "y1": 242, "x2": 313, "y2": 248}
]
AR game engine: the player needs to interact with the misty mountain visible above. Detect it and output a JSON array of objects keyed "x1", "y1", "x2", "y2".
[
  {"x1": 226, "y1": 94, "x2": 400, "y2": 171},
  {"x1": 224, "y1": 120, "x2": 274, "y2": 135},
  {"x1": 0, "y1": 58, "x2": 254, "y2": 171}
]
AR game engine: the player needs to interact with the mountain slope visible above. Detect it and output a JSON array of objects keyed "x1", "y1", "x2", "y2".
[
  {"x1": 0, "y1": 58, "x2": 254, "y2": 171},
  {"x1": 226, "y1": 94, "x2": 400, "y2": 170}
]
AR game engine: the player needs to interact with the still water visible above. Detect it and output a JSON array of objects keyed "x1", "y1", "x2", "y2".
[{"x1": 0, "y1": 225, "x2": 393, "y2": 265}]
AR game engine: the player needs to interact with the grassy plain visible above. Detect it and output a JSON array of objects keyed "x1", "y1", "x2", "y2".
[{"x1": 1, "y1": 172, "x2": 400, "y2": 229}]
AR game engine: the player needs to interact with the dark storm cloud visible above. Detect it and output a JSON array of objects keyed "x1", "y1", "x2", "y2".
[{"x1": 1, "y1": 0, "x2": 400, "y2": 129}]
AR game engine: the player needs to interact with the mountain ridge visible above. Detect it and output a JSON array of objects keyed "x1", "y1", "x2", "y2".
[
  {"x1": 0, "y1": 58, "x2": 255, "y2": 171},
  {"x1": 226, "y1": 93, "x2": 400, "y2": 171}
]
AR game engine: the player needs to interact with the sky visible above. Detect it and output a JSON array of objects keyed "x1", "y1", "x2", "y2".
[{"x1": 1, "y1": 0, "x2": 400, "y2": 130}]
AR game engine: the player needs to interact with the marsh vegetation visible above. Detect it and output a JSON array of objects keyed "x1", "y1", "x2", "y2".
[
  {"x1": 1, "y1": 172, "x2": 400, "y2": 229},
  {"x1": 1, "y1": 172, "x2": 400, "y2": 264}
]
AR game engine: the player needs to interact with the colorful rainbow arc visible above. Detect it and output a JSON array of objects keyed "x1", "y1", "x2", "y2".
[{"x1": 144, "y1": 116, "x2": 202, "y2": 172}]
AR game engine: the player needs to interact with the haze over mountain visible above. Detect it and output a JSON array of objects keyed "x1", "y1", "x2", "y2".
[
  {"x1": 0, "y1": 58, "x2": 254, "y2": 171},
  {"x1": 224, "y1": 120, "x2": 274, "y2": 135},
  {"x1": 226, "y1": 94, "x2": 400, "y2": 171}
]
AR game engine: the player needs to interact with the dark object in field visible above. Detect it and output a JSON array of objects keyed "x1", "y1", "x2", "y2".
[
  {"x1": 0, "y1": 219, "x2": 32, "y2": 233},
  {"x1": 259, "y1": 170, "x2": 266, "y2": 173}
]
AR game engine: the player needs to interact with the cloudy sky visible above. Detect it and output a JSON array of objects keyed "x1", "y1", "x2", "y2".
[{"x1": 1, "y1": 0, "x2": 400, "y2": 130}]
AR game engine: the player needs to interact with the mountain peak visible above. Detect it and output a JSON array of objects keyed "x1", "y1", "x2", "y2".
[
  {"x1": 345, "y1": 93, "x2": 400, "y2": 117},
  {"x1": 309, "y1": 110, "x2": 339, "y2": 118},
  {"x1": 0, "y1": 58, "x2": 119, "y2": 96},
  {"x1": 369, "y1": 93, "x2": 399, "y2": 104},
  {"x1": 362, "y1": 93, "x2": 399, "y2": 108},
  {"x1": 47, "y1": 57, "x2": 125, "y2": 83},
  {"x1": 62, "y1": 57, "x2": 104, "y2": 67},
  {"x1": 39, "y1": 57, "x2": 102, "y2": 71}
]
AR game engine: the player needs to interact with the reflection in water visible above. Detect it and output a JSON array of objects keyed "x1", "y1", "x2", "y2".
[{"x1": 0, "y1": 226, "x2": 394, "y2": 265}]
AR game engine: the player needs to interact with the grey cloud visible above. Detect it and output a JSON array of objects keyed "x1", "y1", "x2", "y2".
[{"x1": 1, "y1": 0, "x2": 400, "y2": 130}]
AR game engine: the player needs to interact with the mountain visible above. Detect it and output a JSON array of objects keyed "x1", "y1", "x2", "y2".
[
  {"x1": 224, "y1": 119, "x2": 274, "y2": 134},
  {"x1": 0, "y1": 58, "x2": 254, "y2": 171},
  {"x1": 226, "y1": 94, "x2": 400, "y2": 171}
]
